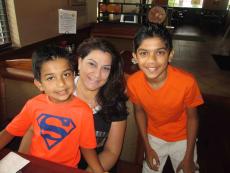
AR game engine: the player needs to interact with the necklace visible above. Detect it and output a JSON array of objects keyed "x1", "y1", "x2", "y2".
[{"x1": 75, "y1": 77, "x2": 101, "y2": 114}]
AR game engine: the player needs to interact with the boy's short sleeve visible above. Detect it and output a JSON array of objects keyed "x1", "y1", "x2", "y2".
[
  {"x1": 79, "y1": 107, "x2": 96, "y2": 148},
  {"x1": 6, "y1": 101, "x2": 33, "y2": 136},
  {"x1": 184, "y1": 78, "x2": 204, "y2": 108},
  {"x1": 127, "y1": 76, "x2": 141, "y2": 105}
]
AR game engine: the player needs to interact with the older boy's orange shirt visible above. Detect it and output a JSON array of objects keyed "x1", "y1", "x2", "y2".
[
  {"x1": 6, "y1": 94, "x2": 96, "y2": 167},
  {"x1": 127, "y1": 65, "x2": 204, "y2": 142}
]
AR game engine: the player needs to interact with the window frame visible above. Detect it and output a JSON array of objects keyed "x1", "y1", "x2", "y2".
[
  {"x1": 0, "y1": 0, "x2": 11, "y2": 51},
  {"x1": 168, "y1": 0, "x2": 203, "y2": 8}
]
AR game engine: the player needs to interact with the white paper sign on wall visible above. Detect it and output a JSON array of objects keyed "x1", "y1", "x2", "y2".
[{"x1": 58, "y1": 9, "x2": 77, "y2": 34}]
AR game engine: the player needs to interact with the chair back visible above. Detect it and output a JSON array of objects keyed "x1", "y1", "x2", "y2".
[
  {"x1": 0, "y1": 59, "x2": 35, "y2": 125},
  {"x1": 120, "y1": 50, "x2": 139, "y2": 75}
]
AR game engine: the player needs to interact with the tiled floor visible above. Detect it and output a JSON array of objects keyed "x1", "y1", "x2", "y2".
[{"x1": 172, "y1": 25, "x2": 230, "y2": 97}]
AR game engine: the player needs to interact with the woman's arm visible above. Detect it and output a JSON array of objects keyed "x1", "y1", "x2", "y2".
[
  {"x1": 80, "y1": 148, "x2": 104, "y2": 173},
  {"x1": 18, "y1": 126, "x2": 33, "y2": 154},
  {"x1": 88, "y1": 120, "x2": 127, "y2": 171},
  {"x1": 0, "y1": 129, "x2": 14, "y2": 149},
  {"x1": 134, "y1": 103, "x2": 160, "y2": 171}
]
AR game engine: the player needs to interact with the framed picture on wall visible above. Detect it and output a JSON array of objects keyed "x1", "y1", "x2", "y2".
[{"x1": 69, "y1": 0, "x2": 86, "y2": 6}]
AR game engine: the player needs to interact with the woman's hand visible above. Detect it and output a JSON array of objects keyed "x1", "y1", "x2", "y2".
[{"x1": 97, "y1": 120, "x2": 127, "y2": 171}]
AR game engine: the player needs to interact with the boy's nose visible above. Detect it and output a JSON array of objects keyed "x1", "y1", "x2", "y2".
[
  {"x1": 148, "y1": 53, "x2": 157, "y2": 62},
  {"x1": 57, "y1": 78, "x2": 65, "y2": 86}
]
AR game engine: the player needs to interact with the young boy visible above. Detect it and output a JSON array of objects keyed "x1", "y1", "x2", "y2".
[
  {"x1": 0, "y1": 45, "x2": 105, "y2": 173},
  {"x1": 127, "y1": 23, "x2": 204, "y2": 173}
]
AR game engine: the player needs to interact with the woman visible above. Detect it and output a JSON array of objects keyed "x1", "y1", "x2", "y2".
[{"x1": 19, "y1": 37, "x2": 128, "y2": 172}]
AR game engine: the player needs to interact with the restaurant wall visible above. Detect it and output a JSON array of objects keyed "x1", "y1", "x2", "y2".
[{"x1": 6, "y1": 0, "x2": 96, "y2": 47}]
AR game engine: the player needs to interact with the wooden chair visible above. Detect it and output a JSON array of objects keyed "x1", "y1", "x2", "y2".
[
  {"x1": 0, "y1": 59, "x2": 36, "y2": 150},
  {"x1": 0, "y1": 59, "x2": 34, "y2": 127},
  {"x1": 120, "y1": 50, "x2": 139, "y2": 77}
]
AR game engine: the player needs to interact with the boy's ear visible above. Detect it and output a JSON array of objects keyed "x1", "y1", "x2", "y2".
[
  {"x1": 34, "y1": 79, "x2": 44, "y2": 92},
  {"x1": 168, "y1": 50, "x2": 174, "y2": 62},
  {"x1": 78, "y1": 57, "x2": 82, "y2": 71},
  {"x1": 132, "y1": 52, "x2": 138, "y2": 64}
]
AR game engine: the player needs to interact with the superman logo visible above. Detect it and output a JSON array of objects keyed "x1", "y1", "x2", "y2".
[{"x1": 37, "y1": 113, "x2": 76, "y2": 150}]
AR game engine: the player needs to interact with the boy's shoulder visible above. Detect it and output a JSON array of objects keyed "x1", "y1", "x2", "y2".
[
  {"x1": 26, "y1": 94, "x2": 47, "y2": 104},
  {"x1": 71, "y1": 96, "x2": 91, "y2": 109},
  {"x1": 169, "y1": 65, "x2": 196, "y2": 82},
  {"x1": 128, "y1": 70, "x2": 144, "y2": 82},
  {"x1": 27, "y1": 94, "x2": 90, "y2": 110}
]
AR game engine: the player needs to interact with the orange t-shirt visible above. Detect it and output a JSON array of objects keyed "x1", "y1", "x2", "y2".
[
  {"x1": 127, "y1": 65, "x2": 204, "y2": 142},
  {"x1": 6, "y1": 94, "x2": 96, "y2": 167}
]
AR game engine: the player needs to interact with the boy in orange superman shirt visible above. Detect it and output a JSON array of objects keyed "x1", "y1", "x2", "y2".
[
  {"x1": 0, "y1": 45, "x2": 106, "y2": 173},
  {"x1": 127, "y1": 23, "x2": 204, "y2": 173}
]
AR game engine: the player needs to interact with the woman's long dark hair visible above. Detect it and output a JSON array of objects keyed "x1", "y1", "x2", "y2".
[{"x1": 76, "y1": 37, "x2": 128, "y2": 121}]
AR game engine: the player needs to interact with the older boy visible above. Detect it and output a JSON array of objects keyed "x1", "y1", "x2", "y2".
[{"x1": 127, "y1": 23, "x2": 204, "y2": 173}]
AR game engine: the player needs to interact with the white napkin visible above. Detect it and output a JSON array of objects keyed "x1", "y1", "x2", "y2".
[{"x1": 0, "y1": 152, "x2": 30, "y2": 173}]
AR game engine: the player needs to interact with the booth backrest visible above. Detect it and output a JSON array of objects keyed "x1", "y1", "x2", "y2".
[{"x1": 0, "y1": 59, "x2": 37, "y2": 127}]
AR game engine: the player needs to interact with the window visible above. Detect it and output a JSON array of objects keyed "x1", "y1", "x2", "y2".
[
  {"x1": 168, "y1": 0, "x2": 203, "y2": 8},
  {"x1": 0, "y1": 0, "x2": 11, "y2": 49}
]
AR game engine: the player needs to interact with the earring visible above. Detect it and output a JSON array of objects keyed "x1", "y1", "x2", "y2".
[{"x1": 131, "y1": 58, "x2": 137, "y2": 64}]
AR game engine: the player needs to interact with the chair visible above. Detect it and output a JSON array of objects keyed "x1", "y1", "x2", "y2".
[
  {"x1": 0, "y1": 59, "x2": 35, "y2": 126},
  {"x1": 0, "y1": 59, "x2": 37, "y2": 150},
  {"x1": 120, "y1": 50, "x2": 139, "y2": 76}
]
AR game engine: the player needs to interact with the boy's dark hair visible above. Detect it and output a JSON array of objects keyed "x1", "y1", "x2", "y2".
[
  {"x1": 77, "y1": 37, "x2": 128, "y2": 121},
  {"x1": 32, "y1": 45, "x2": 76, "y2": 81},
  {"x1": 133, "y1": 23, "x2": 173, "y2": 52}
]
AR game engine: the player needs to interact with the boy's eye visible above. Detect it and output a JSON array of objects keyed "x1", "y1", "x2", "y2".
[
  {"x1": 46, "y1": 76, "x2": 54, "y2": 81},
  {"x1": 63, "y1": 72, "x2": 73, "y2": 77},
  {"x1": 156, "y1": 50, "x2": 167, "y2": 56},
  {"x1": 138, "y1": 51, "x2": 149, "y2": 57}
]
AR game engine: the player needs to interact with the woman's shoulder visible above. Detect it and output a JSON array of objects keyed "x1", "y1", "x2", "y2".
[
  {"x1": 99, "y1": 100, "x2": 128, "y2": 122},
  {"x1": 109, "y1": 103, "x2": 128, "y2": 121},
  {"x1": 110, "y1": 114, "x2": 128, "y2": 122}
]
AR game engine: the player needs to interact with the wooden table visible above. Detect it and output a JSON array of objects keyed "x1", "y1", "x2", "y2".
[
  {"x1": 91, "y1": 23, "x2": 141, "y2": 39},
  {"x1": 0, "y1": 148, "x2": 88, "y2": 173}
]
